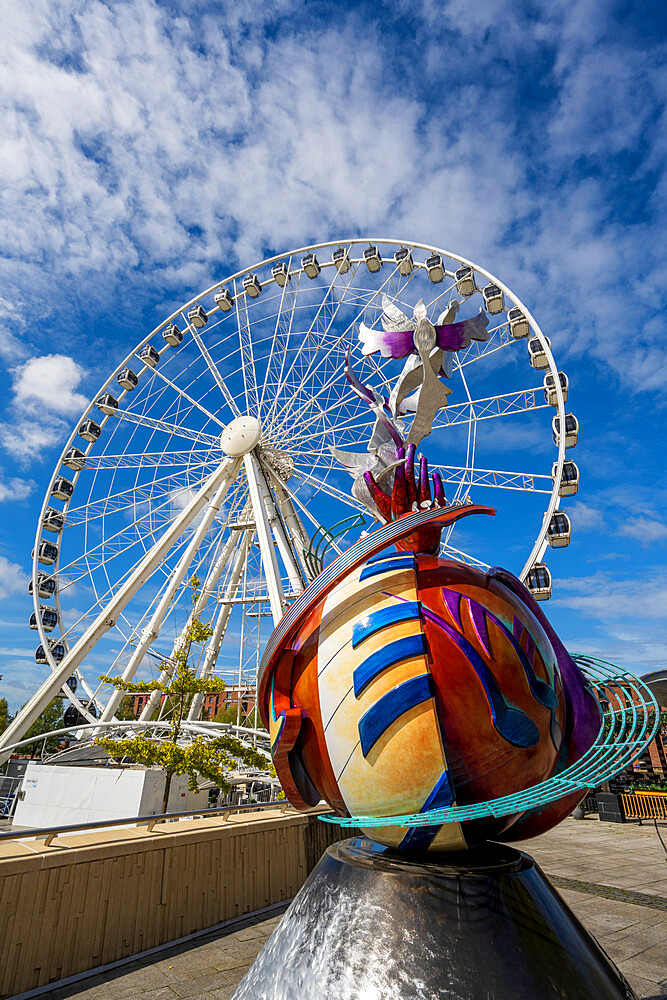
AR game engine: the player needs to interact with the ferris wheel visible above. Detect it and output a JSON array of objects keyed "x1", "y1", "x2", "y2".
[{"x1": 1, "y1": 238, "x2": 579, "y2": 755}]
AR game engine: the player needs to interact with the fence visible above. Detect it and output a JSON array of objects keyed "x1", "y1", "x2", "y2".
[
  {"x1": 583, "y1": 792, "x2": 598, "y2": 813},
  {"x1": 0, "y1": 805, "x2": 359, "y2": 999},
  {"x1": 0, "y1": 776, "x2": 20, "y2": 820},
  {"x1": 620, "y1": 790, "x2": 667, "y2": 822}
]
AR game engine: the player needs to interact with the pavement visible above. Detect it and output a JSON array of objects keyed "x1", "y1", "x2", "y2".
[{"x1": 32, "y1": 817, "x2": 667, "y2": 1000}]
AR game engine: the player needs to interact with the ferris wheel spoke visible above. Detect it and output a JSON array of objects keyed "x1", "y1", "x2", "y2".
[
  {"x1": 270, "y1": 329, "x2": 397, "y2": 443},
  {"x1": 79, "y1": 451, "x2": 217, "y2": 470},
  {"x1": 232, "y1": 283, "x2": 260, "y2": 417},
  {"x1": 288, "y1": 411, "x2": 375, "y2": 450},
  {"x1": 149, "y1": 362, "x2": 231, "y2": 427},
  {"x1": 262, "y1": 262, "x2": 361, "y2": 431},
  {"x1": 62, "y1": 475, "x2": 248, "y2": 593},
  {"x1": 440, "y1": 542, "x2": 490, "y2": 570},
  {"x1": 260, "y1": 258, "x2": 299, "y2": 413},
  {"x1": 64, "y1": 466, "x2": 213, "y2": 526},
  {"x1": 432, "y1": 463, "x2": 553, "y2": 494},
  {"x1": 58, "y1": 506, "x2": 195, "y2": 591},
  {"x1": 276, "y1": 373, "x2": 377, "y2": 447},
  {"x1": 108, "y1": 407, "x2": 221, "y2": 447},
  {"x1": 288, "y1": 383, "x2": 549, "y2": 453},
  {"x1": 431, "y1": 387, "x2": 548, "y2": 430},
  {"x1": 421, "y1": 276, "x2": 458, "y2": 314},
  {"x1": 446, "y1": 466, "x2": 476, "y2": 508},
  {"x1": 291, "y1": 467, "x2": 367, "y2": 512},
  {"x1": 269, "y1": 258, "x2": 407, "y2": 435},
  {"x1": 455, "y1": 349, "x2": 477, "y2": 490},
  {"x1": 184, "y1": 319, "x2": 242, "y2": 419},
  {"x1": 455, "y1": 321, "x2": 513, "y2": 369},
  {"x1": 271, "y1": 356, "x2": 349, "y2": 440}
]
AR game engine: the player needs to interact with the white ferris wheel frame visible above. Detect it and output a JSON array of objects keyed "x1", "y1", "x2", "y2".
[{"x1": 0, "y1": 238, "x2": 569, "y2": 761}]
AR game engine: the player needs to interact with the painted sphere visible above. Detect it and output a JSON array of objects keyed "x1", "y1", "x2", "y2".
[{"x1": 260, "y1": 549, "x2": 599, "y2": 851}]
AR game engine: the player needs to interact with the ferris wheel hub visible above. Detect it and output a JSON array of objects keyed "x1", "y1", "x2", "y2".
[{"x1": 219, "y1": 416, "x2": 263, "y2": 457}]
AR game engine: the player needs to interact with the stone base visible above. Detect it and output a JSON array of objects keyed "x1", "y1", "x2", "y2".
[{"x1": 231, "y1": 836, "x2": 636, "y2": 1000}]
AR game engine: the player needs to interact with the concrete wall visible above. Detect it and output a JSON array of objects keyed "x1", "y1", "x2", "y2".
[{"x1": 0, "y1": 808, "x2": 352, "y2": 999}]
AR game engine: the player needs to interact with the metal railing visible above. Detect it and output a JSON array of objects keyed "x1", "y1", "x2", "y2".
[
  {"x1": 0, "y1": 775, "x2": 21, "y2": 820},
  {"x1": 0, "y1": 799, "x2": 296, "y2": 848},
  {"x1": 621, "y1": 791, "x2": 667, "y2": 823}
]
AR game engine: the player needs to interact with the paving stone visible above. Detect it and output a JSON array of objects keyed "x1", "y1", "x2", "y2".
[
  {"x1": 604, "y1": 935, "x2": 656, "y2": 964},
  {"x1": 571, "y1": 908, "x2": 641, "y2": 936},
  {"x1": 624, "y1": 972, "x2": 667, "y2": 1000},
  {"x1": 228, "y1": 925, "x2": 267, "y2": 942},
  {"x1": 152, "y1": 988, "x2": 181, "y2": 999},
  {"x1": 53, "y1": 977, "x2": 142, "y2": 1000},
  {"x1": 621, "y1": 944, "x2": 667, "y2": 984},
  {"x1": 206, "y1": 976, "x2": 248, "y2": 1000},
  {"x1": 168, "y1": 969, "x2": 244, "y2": 997},
  {"x1": 609, "y1": 923, "x2": 667, "y2": 949}
]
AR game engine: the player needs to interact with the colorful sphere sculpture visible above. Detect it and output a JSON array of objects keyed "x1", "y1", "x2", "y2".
[{"x1": 258, "y1": 455, "x2": 602, "y2": 851}]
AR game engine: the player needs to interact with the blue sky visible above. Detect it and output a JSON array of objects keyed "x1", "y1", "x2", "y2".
[{"x1": 0, "y1": 0, "x2": 666, "y2": 712}]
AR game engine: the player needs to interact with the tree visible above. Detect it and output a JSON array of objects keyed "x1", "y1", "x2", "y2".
[
  {"x1": 212, "y1": 704, "x2": 265, "y2": 730},
  {"x1": 114, "y1": 697, "x2": 138, "y2": 721},
  {"x1": 22, "y1": 699, "x2": 65, "y2": 757},
  {"x1": 212, "y1": 705, "x2": 242, "y2": 726},
  {"x1": 0, "y1": 698, "x2": 10, "y2": 736},
  {"x1": 94, "y1": 577, "x2": 271, "y2": 813}
]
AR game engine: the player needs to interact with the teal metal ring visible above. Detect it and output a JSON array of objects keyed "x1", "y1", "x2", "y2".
[{"x1": 320, "y1": 656, "x2": 659, "y2": 830}]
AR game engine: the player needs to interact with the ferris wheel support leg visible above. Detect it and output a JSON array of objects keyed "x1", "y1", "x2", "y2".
[
  {"x1": 257, "y1": 463, "x2": 305, "y2": 594},
  {"x1": 138, "y1": 527, "x2": 243, "y2": 723},
  {"x1": 188, "y1": 531, "x2": 253, "y2": 722},
  {"x1": 99, "y1": 461, "x2": 242, "y2": 724},
  {"x1": 243, "y1": 453, "x2": 287, "y2": 626},
  {"x1": 0, "y1": 458, "x2": 241, "y2": 762},
  {"x1": 265, "y1": 467, "x2": 314, "y2": 582}
]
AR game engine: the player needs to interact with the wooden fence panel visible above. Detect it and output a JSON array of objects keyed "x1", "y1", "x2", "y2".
[{"x1": 0, "y1": 811, "x2": 357, "y2": 999}]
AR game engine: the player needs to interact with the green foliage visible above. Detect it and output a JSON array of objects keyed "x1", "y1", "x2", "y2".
[
  {"x1": 94, "y1": 731, "x2": 268, "y2": 794},
  {"x1": 0, "y1": 697, "x2": 10, "y2": 735},
  {"x1": 113, "y1": 697, "x2": 137, "y2": 721},
  {"x1": 94, "y1": 576, "x2": 270, "y2": 812},
  {"x1": 22, "y1": 699, "x2": 65, "y2": 756},
  {"x1": 212, "y1": 704, "x2": 263, "y2": 728},
  {"x1": 629, "y1": 779, "x2": 667, "y2": 792},
  {"x1": 212, "y1": 705, "x2": 242, "y2": 725}
]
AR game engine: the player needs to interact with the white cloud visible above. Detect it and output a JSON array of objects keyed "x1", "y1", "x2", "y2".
[
  {"x1": 0, "y1": 473, "x2": 35, "y2": 501},
  {"x1": 0, "y1": 4, "x2": 539, "y2": 313},
  {"x1": 554, "y1": 572, "x2": 667, "y2": 622},
  {"x1": 564, "y1": 630, "x2": 667, "y2": 674},
  {"x1": 0, "y1": 297, "x2": 30, "y2": 362},
  {"x1": 0, "y1": 352, "x2": 89, "y2": 462},
  {"x1": 0, "y1": 419, "x2": 65, "y2": 461},
  {"x1": 565, "y1": 500, "x2": 603, "y2": 531},
  {"x1": 12, "y1": 354, "x2": 88, "y2": 416},
  {"x1": 0, "y1": 555, "x2": 28, "y2": 599},
  {"x1": 0, "y1": 0, "x2": 662, "y2": 407},
  {"x1": 619, "y1": 516, "x2": 667, "y2": 546}
]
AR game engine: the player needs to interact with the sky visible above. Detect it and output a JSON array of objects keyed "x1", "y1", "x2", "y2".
[{"x1": 0, "y1": 0, "x2": 666, "y2": 713}]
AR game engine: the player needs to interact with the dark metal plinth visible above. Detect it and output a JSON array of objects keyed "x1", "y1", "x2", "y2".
[{"x1": 232, "y1": 836, "x2": 636, "y2": 1000}]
